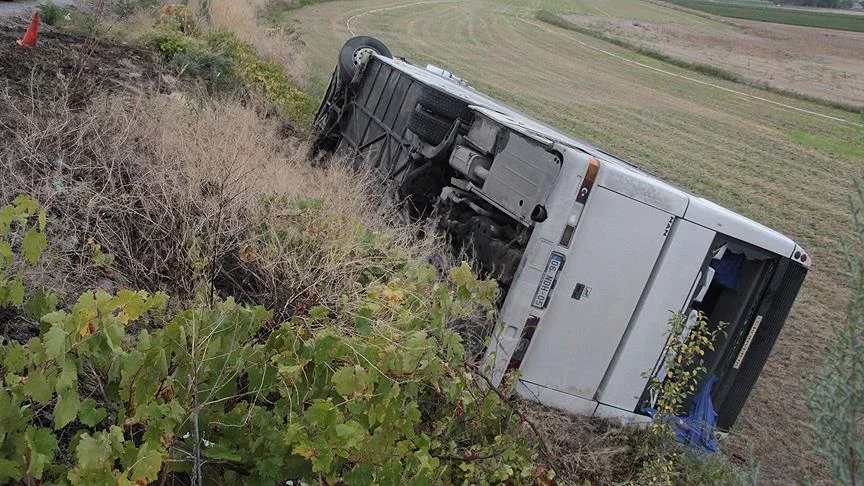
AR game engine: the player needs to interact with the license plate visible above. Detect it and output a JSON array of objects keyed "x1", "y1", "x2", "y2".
[{"x1": 531, "y1": 252, "x2": 565, "y2": 309}]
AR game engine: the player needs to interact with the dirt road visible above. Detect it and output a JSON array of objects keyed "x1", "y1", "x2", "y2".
[
  {"x1": 285, "y1": 0, "x2": 864, "y2": 483},
  {"x1": 0, "y1": 0, "x2": 75, "y2": 18}
]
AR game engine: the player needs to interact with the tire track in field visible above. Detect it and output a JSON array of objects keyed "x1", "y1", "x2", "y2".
[
  {"x1": 346, "y1": 0, "x2": 863, "y2": 129},
  {"x1": 346, "y1": 0, "x2": 458, "y2": 36},
  {"x1": 514, "y1": 14, "x2": 864, "y2": 128}
]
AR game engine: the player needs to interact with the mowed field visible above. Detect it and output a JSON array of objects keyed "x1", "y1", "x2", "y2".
[
  {"x1": 285, "y1": 0, "x2": 864, "y2": 482},
  {"x1": 560, "y1": 8, "x2": 864, "y2": 107}
]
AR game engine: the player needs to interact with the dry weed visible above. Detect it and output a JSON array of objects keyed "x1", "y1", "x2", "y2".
[
  {"x1": 201, "y1": 0, "x2": 309, "y2": 89},
  {"x1": 520, "y1": 400, "x2": 647, "y2": 485},
  {"x1": 0, "y1": 90, "x2": 443, "y2": 319}
]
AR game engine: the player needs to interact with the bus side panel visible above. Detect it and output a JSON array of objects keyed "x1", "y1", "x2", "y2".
[
  {"x1": 595, "y1": 219, "x2": 715, "y2": 413},
  {"x1": 517, "y1": 187, "x2": 672, "y2": 400},
  {"x1": 714, "y1": 259, "x2": 807, "y2": 429},
  {"x1": 337, "y1": 59, "x2": 420, "y2": 180}
]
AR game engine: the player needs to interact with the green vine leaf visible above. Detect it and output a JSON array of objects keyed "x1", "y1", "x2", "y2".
[
  {"x1": 54, "y1": 389, "x2": 80, "y2": 430},
  {"x1": 5, "y1": 278, "x2": 24, "y2": 307},
  {"x1": 24, "y1": 426, "x2": 57, "y2": 479},
  {"x1": 129, "y1": 444, "x2": 163, "y2": 482},
  {"x1": 79, "y1": 398, "x2": 108, "y2": 427},
  {"x1": 75, "y1": 432, "x2": 114, "y2": 471},
  {"x1": 335, "y1": 421, "x2": 367, "y2": 449},
  {"x1": 44, "y1": 324, "x2": 66, "y2": 362},
  {"x1": 23, "y1": 368, "x2": 52, "y2": 404},
  {"x1": 0, "y1": 458, "x2": 21, "y2": 482},
  {"x1": 3, "y1": 342, "x2": 28, "y2": 373},
  {"x1": 21, "y1": 228, "x2": 47, "y2": 264}
]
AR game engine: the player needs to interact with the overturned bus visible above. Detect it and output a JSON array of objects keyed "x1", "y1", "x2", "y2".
[{"x1": 311, "y1": 36, "x2": 810, "y2": 429}]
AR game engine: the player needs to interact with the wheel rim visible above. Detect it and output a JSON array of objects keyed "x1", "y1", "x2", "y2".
[{"x1": 352, "y1": 46, "x2": 377, "y2": 67}]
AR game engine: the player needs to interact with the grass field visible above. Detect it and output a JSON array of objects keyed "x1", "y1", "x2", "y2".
[
  {"x1": 281, "y1": 0, "x2": 864, "y2": 482},
  {"x1": 663, "y1": 0, "x2": 864, "y2": 31}
]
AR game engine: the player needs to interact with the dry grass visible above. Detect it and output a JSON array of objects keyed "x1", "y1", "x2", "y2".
[
  {"x1": 0, "y1": 88, "x2": 443, "y2": 319},
  {"x1": 200, "y1": 0, "x2": 309, "y2": 89},
  {"x1": 520, "y1": 400, "x2": 647, "y2": 484}
]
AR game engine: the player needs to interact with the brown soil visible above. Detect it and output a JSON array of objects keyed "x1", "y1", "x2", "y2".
[
  {"x1": 0, "y1": 25, "x2": 169, "y2": 343},
  {"x1": 563, "y1": 14, "x2": 864, "y2": 107},
  {"x1": 0, "y1": 24, "x2": 165, "y2": 103}
]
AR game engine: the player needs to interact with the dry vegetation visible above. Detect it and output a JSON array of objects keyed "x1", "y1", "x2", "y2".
[
  {"x1": 561, "y1": 13, "x2": 864, "y2": 108},
  {"x1": 201, "y1": 0, "x2": 308, "y2": 88},
  {"x1": 0, "y1": 90, "x2": 445, "y2": 319},
  {"x1": 0, "y1": 18, "x2": 444, "y2": 333}
]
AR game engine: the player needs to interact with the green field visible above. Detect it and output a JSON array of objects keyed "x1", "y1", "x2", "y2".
[
  {"x1": 284, "y1": 0, "x2": 864, "y2": 482},
  {"x1": 664, "y1": 0, "x2": 864, "y2": 31}
]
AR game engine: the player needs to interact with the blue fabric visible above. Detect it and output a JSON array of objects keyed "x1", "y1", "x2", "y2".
[
  {"x1": 710, "y1": 252, "x2": 744, "y2": 290},
  {"x1": 674, "y1": 374, "x2": 720, "y2": 453}
]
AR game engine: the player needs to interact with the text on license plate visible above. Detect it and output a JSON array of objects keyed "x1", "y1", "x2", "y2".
[{"x1": 531, "y1": 252, "x2": 565, "y2": 309}]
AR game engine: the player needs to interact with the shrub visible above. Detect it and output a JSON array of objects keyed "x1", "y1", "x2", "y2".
[
  {"x1": 167, "y1": 44, "x2": 234, "y2": 89},
  {"x1": 39, "y1": 1, "x2": 70, "y2": 27},
  {"x1": 0, "y1": 195, "x2": 538, "y2": 484},
  {"x1": 805, "y1": 181, "x2": 864, "y2": 485},
  {"x1": 204, "y1": 30, "x2": 316, "y2": 127},
  {"x1": 148, "y1": 7, "x2": 315, "y2": 127},
  {"x1": 634, "y1": 312, "x2": 742, "y2": 485}
]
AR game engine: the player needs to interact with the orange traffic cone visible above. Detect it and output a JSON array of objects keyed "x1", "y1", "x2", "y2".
[{"x1": 16, "y1": 11, "x2": 40, "y2": 49}]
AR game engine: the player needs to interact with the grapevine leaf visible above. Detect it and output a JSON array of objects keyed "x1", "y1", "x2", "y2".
[
  {"x1": 25, "y1": 289, "x2": 57, "y2": 320},
  {"x1": 24, "y1": 426, "x2": 57, "y2": 478},
  {"x1": 79, "y1": 398, "x2": 108, "y2": 427},
  {"x1": 335, "y1": 421, "x2": 366, "y2": 449},
  {"x1": 21, "y1": 228, "x2": 47, "y2": 264},
  {"x1": 449, "y1": 262, "x2": 475, "y2": 289},
  {"x1": 344, "y1": 464, "x2": 375, "y2": 485},
  {"x1": 44, "y1": 324, "x2": 66, "y2": 361},
  {"x1": 56, "y1": 360, "x2": 77, "y2": 393},
  {"x1": 76, "y1": 432, "x2": 112, "y2": 470},
  {"x1": 2, "y1": 342, "x2": 27, "y2": 373},
  {"x1": 129, "y1": 444, "x2": 163, "y2": 482},
  {"x1": 354, "y1": 307, "x2": 373, "y2": 336},
  {"x1": 6, "y1": 278, "x2": 24, "y2": 307},
  {"x1": 38, "y1": 208, "x2": 46, "y2": 232},
  {"x1": 13, "y1": 195, "x2": 38, "y2": 214},
  {"x1": 305, "y1": 400, "x2": 337, "y2": 428},
  {"x1": 23, "y1": 368, "x2": 52, "y2": 404},
  {"x1": 0, "y1": 241, "x2": 12, "y2": 267},
  {"x1": 332, "y1": 366, "x2": 358, "y2": 397},
  {"x1": 0, "y1": 458, "x2": 20, "y2": 482},
  {"x1": 54, "y1": 389, "x2": 80, "y2": 429},
  {"x1": 115, "y1": 289, "x2": 147, "y2": 323}
]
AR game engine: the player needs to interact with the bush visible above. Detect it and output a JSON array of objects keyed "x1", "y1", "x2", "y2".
[
  {"x1": 39, "y1": 1, "x2": 70, "y2": 26},
  {"x1": 0, "y1": 196, "x2": 539, "y2": 484},
  {"x1": 168, "y1": 44, "x2": 234, "y2": 89},
  {"x1": 805, "y1": 181, "x2": 864, "y2": 485},
  {"x1": 148, "y1": 8, "x2": 315, "y2": 127}
]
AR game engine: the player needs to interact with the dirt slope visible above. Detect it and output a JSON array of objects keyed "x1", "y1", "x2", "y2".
[{"x1": 0, "y1": 24, "x2": 163, "y2": 103}]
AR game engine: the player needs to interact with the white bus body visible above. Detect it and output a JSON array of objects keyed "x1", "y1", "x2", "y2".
[{"x1": 313, "y1": 38, "x2": 810, "y2": 429}]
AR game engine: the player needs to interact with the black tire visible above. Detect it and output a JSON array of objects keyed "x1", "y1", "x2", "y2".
[
  {"x1": 417, "y1": 86, "x2": 473, "y2": 122},
  {"x1": 338, "y1": 36, "x2": 392, "y2": 80},
  {"x1": 408, "y1": 107, "x2": 452, "y2": 145}
]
